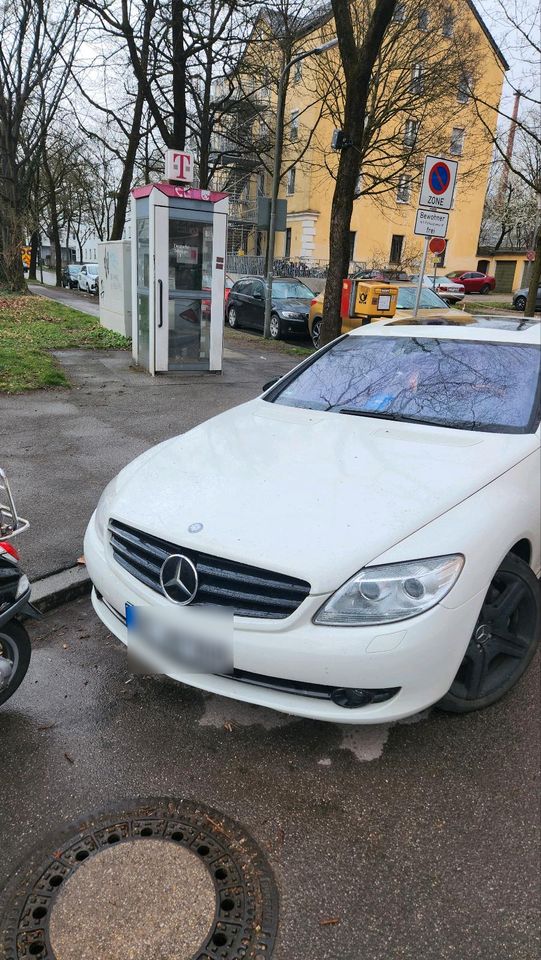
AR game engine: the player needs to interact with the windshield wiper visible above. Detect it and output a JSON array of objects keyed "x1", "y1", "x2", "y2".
[{"x1": 337, "y1": 408, "x2": 416, "y2": 422}]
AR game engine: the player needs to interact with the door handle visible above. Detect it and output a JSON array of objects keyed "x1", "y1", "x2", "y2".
[{"x1": 158, "y1": 279, "x2": 163, "y2": 328}]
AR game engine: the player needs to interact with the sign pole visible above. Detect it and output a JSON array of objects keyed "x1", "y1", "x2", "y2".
[{"x1": 413, "y1": 237, "x2": 429, "y2": 319}]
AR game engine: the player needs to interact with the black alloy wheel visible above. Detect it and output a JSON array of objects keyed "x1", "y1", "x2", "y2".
[
  {"x1": 480, "y1": 284, "x2": 491, "y2": 294},
  {"x1": 227, "y1": 305, "x2": 238, "y2": 329},
  {"x1": 514, "y1": 295, "x2": 527, "y2": 311},
  {"x1": 438, "y1": 553, "x2": 540, "y2": 713}
]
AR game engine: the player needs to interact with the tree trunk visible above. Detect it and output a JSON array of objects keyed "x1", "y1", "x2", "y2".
[
  {"x1": 0, "y1": 153, "x2": 26, "y2": 292},
  {"x1": 525, "y1": 227, "x2": 541, "y2": 316},
  {"x1": 110, "y1": 88, "x2": 145, "y2": 240},
  {"x1": 171, "y1": 0, "x2": 187, "y2": 148},
  {"x1": 29, "y1": 231, "x2": 39, "y2": 281},
  {"x1": 321, "y1": 0, "x2": 398, "y2": 345}
]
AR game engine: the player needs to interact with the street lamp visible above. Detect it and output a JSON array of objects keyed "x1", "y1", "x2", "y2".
[{"x1": 263, "y1": 37, "x2": 339, "y2": 338}]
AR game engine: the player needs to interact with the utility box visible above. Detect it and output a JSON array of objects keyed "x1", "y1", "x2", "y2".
[{"x1": 98, "y1": 240, "x2": 132, "y2": 338}]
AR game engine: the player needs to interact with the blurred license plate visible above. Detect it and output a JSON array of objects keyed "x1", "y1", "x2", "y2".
[{"x1": 126, "y1": 603, "x2": 233, "y2": 675}]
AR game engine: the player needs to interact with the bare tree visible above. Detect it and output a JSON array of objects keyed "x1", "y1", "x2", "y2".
[
  {"x1": 0, "y1": 0, "x2": 81, "y2": 290},
  {"x1": 320, "y1": 0, "x2": 399, "y2": 344},
  {"x1": 468, "y1": 0, "x2": 540, "y2": 314}
]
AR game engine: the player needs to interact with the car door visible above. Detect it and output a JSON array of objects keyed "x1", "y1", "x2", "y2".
[
  {"x1": 470, "y1": 272, "x2": 485, "y2": 292},
  {"x1": 249, "y1": 280, "x2": 265, "y2": 330},
  {"x1": 231, "y1": 280, "x2": 253, "y2": 326}
]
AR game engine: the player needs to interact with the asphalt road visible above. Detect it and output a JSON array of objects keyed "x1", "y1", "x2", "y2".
[{"x1": 0, "y1": 596, "x2": 538, "y2": 960}]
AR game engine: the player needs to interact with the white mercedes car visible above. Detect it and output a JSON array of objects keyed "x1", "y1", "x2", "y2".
[{"x1": 84, "y1": 316, "x2": 541, "y2": 723}]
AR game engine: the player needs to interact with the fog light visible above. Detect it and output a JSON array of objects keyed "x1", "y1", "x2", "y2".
[
  {"x1": 331, "y1": 688, "x2": 374, "y2": 708},
  {"x1": 330, "y1": 687, "x2": 401, "y2": 708}
]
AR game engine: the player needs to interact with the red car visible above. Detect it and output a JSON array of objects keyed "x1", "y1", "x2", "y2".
[{"x1": 446, "y1": 270, "x2": 495, "y2": 293}]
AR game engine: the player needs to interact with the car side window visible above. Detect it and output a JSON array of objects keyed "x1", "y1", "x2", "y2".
[
  {"x1": 252, "y1": 281, "x2": 264, "y2": 299},
  {"x1": 81, "y1": 267, "x2": 86, "y2": 275},
  {"x1": 235, "y1": 280, "x2": 251, "y2": 296}
]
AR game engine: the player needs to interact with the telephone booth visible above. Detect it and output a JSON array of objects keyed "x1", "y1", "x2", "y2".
[{"x1": 131, "y1": 182, "x2": 228, "y2": 374}]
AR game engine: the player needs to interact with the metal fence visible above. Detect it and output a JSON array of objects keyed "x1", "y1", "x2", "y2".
[{"x1": 226, "y1": 256, "x2": 367, "y2": 278}]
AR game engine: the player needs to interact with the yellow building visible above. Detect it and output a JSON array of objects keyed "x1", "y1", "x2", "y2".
[{"x1": 220, "y1": 0, "x2": 507, "y2": 276}]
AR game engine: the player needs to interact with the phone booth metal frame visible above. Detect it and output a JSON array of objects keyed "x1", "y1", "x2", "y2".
[{"x1": 131, "y1": 182, "x2": 229, "y2": 374}]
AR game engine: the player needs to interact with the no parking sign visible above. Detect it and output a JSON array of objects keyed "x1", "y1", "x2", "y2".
[{"x1": 419, "y1": 154, "x2": 458, "y2": 210}]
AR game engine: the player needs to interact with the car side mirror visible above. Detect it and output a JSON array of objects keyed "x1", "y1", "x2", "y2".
[
  {"x1": 253, "y1": 291, "x2": 263, "y2": 299},
  {"x1": 262, "y1": 378, "x2": 280, "y2": 392}
]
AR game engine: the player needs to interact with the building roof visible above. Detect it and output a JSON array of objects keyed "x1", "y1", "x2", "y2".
[{"x1": 261, "y1": 0, "x2": 508, "y2": 70}]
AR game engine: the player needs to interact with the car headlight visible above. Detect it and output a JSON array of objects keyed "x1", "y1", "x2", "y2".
[
  {"x1": 313, "y1": 555, "x2": 464, "y2": 626},
  {"x1": 281, "y1": 310, "x2": 303, "y2": 319}
]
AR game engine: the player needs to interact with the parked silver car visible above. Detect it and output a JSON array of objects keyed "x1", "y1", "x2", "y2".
[
  {"x1": 513, "y1": 286, "x2": 541, "y2": 312},
  {"x1": 410, "y1": 274, "x2": 465, "y2": 304},
  {"x1": 78, "y1": 263, "x2": 99, "y2": 294}
]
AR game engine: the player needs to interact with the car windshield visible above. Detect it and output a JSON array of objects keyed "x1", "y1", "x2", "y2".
[
  {"x1": 267, "y1": 335, "x2": 541, "y2": 433},
  {"x1": 88, "y1": 265, "x2": 98, "y2": 275},
  {"x1": 271, "y1": 281, "x2": 312, "y2": 299},
  {"x1": 396, "y1": 287, "x2": 448, "y2": 310}
]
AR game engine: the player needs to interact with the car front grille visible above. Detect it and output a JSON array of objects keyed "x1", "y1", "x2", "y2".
[{"x1": 108, "y1": 519, "x2": 311, "y2": 619}]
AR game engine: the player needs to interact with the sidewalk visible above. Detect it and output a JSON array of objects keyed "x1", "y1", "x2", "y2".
[
  {"x1": 0, "y1": 341, "x2": 299, "y2": 581},
  {"x1": 28, "y1": 281, "x2": 100, "y2": 318}
]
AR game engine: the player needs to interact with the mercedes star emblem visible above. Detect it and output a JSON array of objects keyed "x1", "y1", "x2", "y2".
[{"x1": 159, "y1": 554, "x2": 198, "y2": 605}]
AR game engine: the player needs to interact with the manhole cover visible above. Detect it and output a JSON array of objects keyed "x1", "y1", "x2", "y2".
[{"x1": 0, "y1": 798, "x2": 278, "y2": 960}]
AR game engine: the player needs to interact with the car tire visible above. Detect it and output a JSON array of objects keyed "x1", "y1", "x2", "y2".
[
  {"x1": 227, "y1": 306, "x2": 239, "y2": 329},
  {"x1": 269, "y1": 313, "x2": 283, "y2": 340},
  {"x1": 480, "y1": 284, "x2": 490, "y2": 294},
  {"x1": 437, "y1": 553, "x2": 540, "y2": 714},
  {"x1": 0, "y1": 620, "x2": 31, "y2": 707},
  {"x1": 514, "y1": 295, "x2": 526, "y2": 311},
  {"x1": 311, "y1": 317, "x2": 322, "y2": 349}
]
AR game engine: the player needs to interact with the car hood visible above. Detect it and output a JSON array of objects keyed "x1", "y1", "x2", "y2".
[
  {"x1": 107, "y1": 401, "x2": 536, "y2": 593},
  {"x1": 272, "y1": 297, "x2": 311, "y2": 312}
]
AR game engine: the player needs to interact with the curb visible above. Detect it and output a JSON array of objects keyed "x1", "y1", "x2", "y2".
[{"x1": 28, "y1": 565, "x2": 91, "y2": 614}]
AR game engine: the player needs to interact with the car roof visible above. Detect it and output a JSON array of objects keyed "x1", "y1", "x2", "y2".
[{"x1": 350, "y1": 315, "x2": 541, "y2": 345}]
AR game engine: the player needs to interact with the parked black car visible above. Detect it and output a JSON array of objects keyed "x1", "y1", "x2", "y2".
[
  {"x1": 61, "y1": 263, "x2": 83, "y2": 288},
  {"x1": 513, "y1": 286, "x2": 541, "y2": 312},
  {"x1": 226, "y1": 276, "x2": 314, "y2": 340}
]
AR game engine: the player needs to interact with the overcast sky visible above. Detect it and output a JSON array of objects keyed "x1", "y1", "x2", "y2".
[{"x1": 474, "y1": 0, "x2": 541, "y2": 116}]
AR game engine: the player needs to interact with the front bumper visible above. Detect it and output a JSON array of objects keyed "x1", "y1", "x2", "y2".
[{"x1": 84, "y1": 512, "x2": 485, "y2": 724}]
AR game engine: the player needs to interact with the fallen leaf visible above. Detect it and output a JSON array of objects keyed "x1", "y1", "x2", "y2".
[
  {"x1": 224, "y1": 721, "x2": 233, "y2": 732},
  {"x1": 319, "y1": 918, "x2": 340, "y2": 926},
  {"x1": 76, "y1": 555, "x2": 86, "y2": 566},
  {"x1": 64, "y1": 752, "x2": 74, "y2": 764}
]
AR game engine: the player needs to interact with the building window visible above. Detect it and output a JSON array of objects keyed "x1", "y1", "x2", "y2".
[
  {"x1": 396, "y1": 175, "x2": 411, "y2": 203},
  {"x1": 457, "y1": 75, "x2": 471, "y2": 103},
  {"x1": 349, "y1": 231, "x2": 356, "y2": 261},
  {"x1": 290, "y1": 110, "x2": 299, "y2": 142},
  {"x1": 390, "y1": 234, "x2": 404, "y2": 264},
  {"x1": 450, "y1": 126, "x2": 465, "y2": 155},
  {"x1": 392, "y1": 3, "x2": 406, "y2": 22},
  {"x1": 287, "y1": 167, "x2": 296, "y2": 194},
  {"x1": 442, "y1": 8, "x2": 454, "y2": 36},
  {"x1": 418, "y1": 8, "x2": 429, "y2": 29},
  {"x1": 258, "y1": 171, "x2": 265, "y2": 195},
  {"x1": 285, "y1": 227, "x2": 292, "y2": 258},
  {"x1": 410, "y1": 63, "x2": 424, "y2": 95},
  {"x1": 293, "y1": 57, "x2": 303, "y2": 83},
  {"x1": 404, "y1": 119, "x2": 419, "y2": 146}
]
